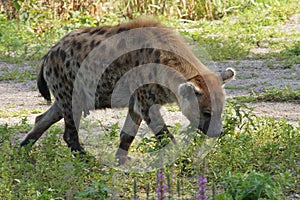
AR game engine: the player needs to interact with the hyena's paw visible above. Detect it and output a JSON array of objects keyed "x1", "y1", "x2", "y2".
[{"x1": 115, "y1": 148, "x2": 131, "y2": 166}]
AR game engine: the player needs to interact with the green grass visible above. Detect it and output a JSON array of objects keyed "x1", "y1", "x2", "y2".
[
  {"x1": 235, "y1": 86, "x2": 300, "y2": 103},
  {"x1": 1, "y1": 1, "x2": 300, "y2": 63},
  {"x1": 0, "y1": 108, "x2": 43, "y2": 117},
  {"x1": 178, "y1": 0, "x2": 300, "y2": 61},
  {"x1": 0, "y1": 103, "x2": 299, "y2": 199},
  {"x1": 0, "y1": 67, "x2": 37, "y2": 82}
]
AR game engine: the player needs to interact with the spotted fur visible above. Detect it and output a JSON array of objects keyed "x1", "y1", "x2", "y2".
[{"x1": 21, "y1": 18, "x2": 235, "y2": 164}]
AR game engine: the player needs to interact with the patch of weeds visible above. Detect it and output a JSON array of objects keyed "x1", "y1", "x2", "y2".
[
  {"x1": 0, "y1": 118, "x2": 32, "y2": 137},
  {"x1": 235, "y1": 86, "x2": 300, "y2": 103},
  {"x1": 0, "y1": 67, "x2": 37, "y2": 82},
  {"x1": 267, "y1": 59, "x2": 296, "y2": 69},
  {"x1": 209, "y1": 102, "x2": 299, "y2": 194},
  {"x1": 225, "y1": 85, "x2": 249, "y2": 90},
  {"x1": 286, "y1": 41, "x2": 300, "y2": 56},
  {"x1": 0, "y1": 118, "x2": 110, "y2": 199},
  {"x1": 258, "y1": 41, "x2": 300, "y2": 65},
  {"x1": 216, "y1": 172, "x2": 284, "y2": 199},
  {"x1": 186, "y1": 32, "x2": 250, "y2": 60},
  {"x1": 75, "y1": 180, "x2": 110, "y2": 199},
  {"x1": 0, "y1": 108, "x2": 44, "y2": 118}
]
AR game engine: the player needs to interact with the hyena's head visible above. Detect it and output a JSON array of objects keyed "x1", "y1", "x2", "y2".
[{"x1": 178, "y1": 68, "x2": 235, "y2": 137}]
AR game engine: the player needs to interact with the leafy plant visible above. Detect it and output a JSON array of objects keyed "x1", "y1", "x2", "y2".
[
  {"x1": 216, "y1": 172, "x2": 284, "y2": 200},
  {"x1": 76, "y1": 180, "x2": 110, "y2": 199}
]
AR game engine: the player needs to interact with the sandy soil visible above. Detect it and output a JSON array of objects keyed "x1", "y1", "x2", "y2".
[{"x1": 0, "y1": 59, "x2": 299, "y2": 128}]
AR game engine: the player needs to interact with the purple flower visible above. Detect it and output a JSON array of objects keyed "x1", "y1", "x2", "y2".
[
  {"x1": 157, "y1": 172, "x2": 167, "y2": 200},
  {"x1": 198, "y1": 176, "x2": 208, "y2": 200}
]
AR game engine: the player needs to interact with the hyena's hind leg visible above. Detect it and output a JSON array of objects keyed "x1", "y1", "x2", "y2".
[
  {"x1": 62, "y1": 100, "x2": 84, "y2": 153},
  {"x1": 20, "y1": 101, "x2": 63, "y2": 148}
]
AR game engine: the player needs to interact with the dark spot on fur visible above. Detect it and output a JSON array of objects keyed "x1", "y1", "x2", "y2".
[
  {"x1": 149, "y1": 93, "x2": 156, "y2": 101},
  {"x1": 106, "y1": 32, "x2": 113, "y2": 37},
  {"x1": 70, "y1": 48, "x2": 74, "y2": 56},
  {"x1": 49, "y1": 52, "x2": 54, "y2": 61},
  {"x1": 154, "y1": 50, "x2": 161, "y2": 57},
  {"x1": 96, "y1": 41, "x2": 101, "y2": 46},
  {"x1": 125, "y1": 58, "x2": 131, "y2": 65},
  {"x1": 90, "y1": 40, "x2": 95, "y2": 49},
  {"x1": 63, "y1": 39, "x2": 70, "y2": 46},
  {"x1": 72, "y1": 40, "x2": 77, "y2": 47},
  {"x1": 98, "y1": 28, "x2": 106, "y2": 35},
  {"x1": 82, "y1": 39, "x2": 87, "y2": 44},
  {"x1": 147, "y1": 48, "x2": 154, "y2": 54},
  {"x1": 76, "y1": 42, "x2": 82, "y2": 50},
  {"x1": 63, "y1": 74, "x2": 68, "y2": 82},
  {"x1": 90, "y1": 28, "x2": 100, "y2": 35},
  {"x1": 68, "y1": 71, "x2": 72, "y2": 79},
  {"x1": 66, "y1": 61, "x2": 70, "y2": 69},
  {"x1": 83, "y1": 53, "x2": 88, "y2": 60},
  {"x1": 53, "y1": 84, "x2": 57, "y2": 90},
  {"x1": 58, "y1": 93, "x2": 63, "y2": 99},
  {"x1": 62, "y1": 91, "x2": 68, "y2": 97},
  {"x1": 117, "y1": 27, "x2": 127, "y2": 33},
  {"x1": 76, "y1": 62, "x2": 80, "y2": 68},
  {"x1": 135, "y1": 60, "x2": 139, "y2": 66},
  {"x1": 162, "y1": 58, "x2": 169, "y2": 66},
  {"x1": 54, "y1": 66, "x2": 59, "y2": 77},
  {"x1": 113, "y1": 60, "x2": 120, "y2": 67},
  {"x1": 60, "y1": 49, "x2": 66, "y2": 61}
]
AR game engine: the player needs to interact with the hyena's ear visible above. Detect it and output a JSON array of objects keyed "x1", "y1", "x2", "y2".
[
  {"x1": 178, "y1": 82, "x2": 202, "y2": 99},
  {"x1": 220, "y1": 68, "x2": 235, "y2": 84}
]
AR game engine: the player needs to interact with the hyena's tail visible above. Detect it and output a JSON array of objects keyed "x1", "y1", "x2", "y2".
[{"x1": 37, "y1": 55, "x2": 51, "y2": 102}]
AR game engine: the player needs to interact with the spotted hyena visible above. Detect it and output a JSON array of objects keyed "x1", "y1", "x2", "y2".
[{"x1": 20, "y1": 18, "x2": 235, "y2": 164}]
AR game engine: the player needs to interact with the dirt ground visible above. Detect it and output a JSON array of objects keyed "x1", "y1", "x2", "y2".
[{"x1": 0, "y1": 58, "x2": 299, "y2": 129}]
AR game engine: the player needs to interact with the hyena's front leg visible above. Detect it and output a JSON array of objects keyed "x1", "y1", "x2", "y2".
[
  {"x1": 116, "y1": 108, "x2": 142, "y2": 165},
  {"x1": 20, "y1": 101, "x2": 63, "y2": 148},
  {"x1": 142, "y1": 104, "x2": 177, "y2": 145}
]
